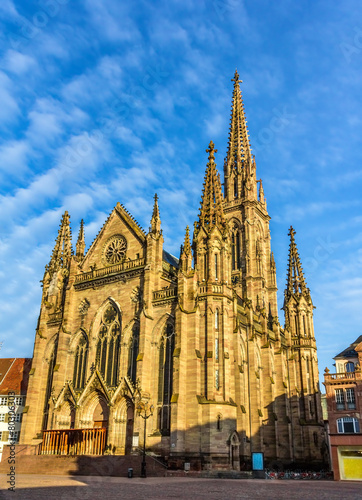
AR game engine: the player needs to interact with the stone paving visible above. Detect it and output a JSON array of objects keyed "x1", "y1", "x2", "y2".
[{"x1": 1, "y1": 474, "x2": 362, "y2": 500}]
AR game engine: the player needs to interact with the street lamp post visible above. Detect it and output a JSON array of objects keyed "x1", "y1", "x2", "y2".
[{"x1": 136, "y1": 400, "x2": 154, "y2": 478}]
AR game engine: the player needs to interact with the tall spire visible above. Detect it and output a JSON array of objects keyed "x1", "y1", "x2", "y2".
[
  {"x1": 224, "y1": 70, "x2": 253, "y2": 179},
  {"x1": 285, "y1": 226, "x2": 308, "y2": 299},
  {"x1": 150, "y1": 193, "x2": 161, "y2": 235},
  {"x1": 195, "y1": 141, "x2": 226, "y2": 234},
  {"x1": 76, "y1": 219, "x2": 85, "y2": 259},
  {"x1": 48, "y1": 211, "x2": 72, "y2": 273}
]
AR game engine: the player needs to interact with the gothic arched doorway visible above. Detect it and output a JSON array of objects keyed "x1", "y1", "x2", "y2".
[
  {"x1": 93, "y1": 398, "x2": 109, "y2": 428},
  {"x1": 229, "y1": 431, "x2": 241, "y2": 471}
]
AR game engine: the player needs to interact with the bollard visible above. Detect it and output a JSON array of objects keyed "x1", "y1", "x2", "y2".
[{"x1": 128, "y1": 467, "x2": 133, "y2": 478}]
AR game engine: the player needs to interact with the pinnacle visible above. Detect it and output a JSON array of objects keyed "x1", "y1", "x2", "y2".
[
  {"x1": 285, "y1": 226, "x2": 308, "y2": 297},
  {"x1": 48, "y1": 211, "x2": 73, "y2": 271},
  {"x1": 183, "y1": 225, "x2": 192, "y2": 255},
  {"x1": 196, "y1": 142, "x2": 226, "y2": 233},
  {"x1": 150, "y1": 193, "x2": 161, "y2": 234},
  {"x1": 77, "y1": 219, "x2": 85, "y2": 241}
]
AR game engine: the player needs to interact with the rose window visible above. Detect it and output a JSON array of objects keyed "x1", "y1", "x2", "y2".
[{"x1": 104, "y1": 235, "x2": 127, "y2": 264}]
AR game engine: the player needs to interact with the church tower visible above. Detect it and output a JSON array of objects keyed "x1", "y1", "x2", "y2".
[
  {"x1": 223, "y1": 71, "x2": 278, "y2": 324},
  {"x1": 283, "y1": 227, "x2": 323, "y2": 459}
]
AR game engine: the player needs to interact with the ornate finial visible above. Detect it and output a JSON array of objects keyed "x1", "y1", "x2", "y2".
[
  {"x1": 231, "y1": 69, "x2": 241, "y2": 84},
  {"x1": 206, "y1": 140, "x2": 218, "y2": 161}
]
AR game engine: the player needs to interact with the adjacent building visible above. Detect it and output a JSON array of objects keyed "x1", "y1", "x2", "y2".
[
  {"x1": 0, "y1": 358, "x2": 31, "y2": 461},
  {"x1": 19, "y1": 72, "x2": 326, "y2": 471},
  {"x1": 324, "y1": 336, "x2": 362, "y2": 480}
]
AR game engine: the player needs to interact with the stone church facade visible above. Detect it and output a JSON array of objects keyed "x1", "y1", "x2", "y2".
[{"x1": 20, "y1": 72, "x2": 326, "y2": 470}]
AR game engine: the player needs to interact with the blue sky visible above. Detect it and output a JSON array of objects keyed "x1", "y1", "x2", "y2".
[{"x1": 0, "y1": 0, "x2": 362, "y2": 383}]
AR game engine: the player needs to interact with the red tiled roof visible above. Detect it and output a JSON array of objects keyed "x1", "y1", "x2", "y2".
[{"x1": 0, "y1": 358, "x2": 32, "y2": 395}]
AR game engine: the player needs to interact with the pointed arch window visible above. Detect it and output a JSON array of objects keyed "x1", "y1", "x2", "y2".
[
  {"x1": 231, "y1": 227, "x2": 241, "y2": 271},
  {"x1": 96, "y1": 305, "x2": 121, "y2": 387},
  {"x1": 73, "y1": 334, "x2": 88, "y2": 389},
  {"x1": 128, "y1": 323, "x2": 140, "y2": 383},
  {"x1": 158, "y1": 322, "x2": 175, "y2": 435},
  {"x1": 234, "y1": 177, "x2": 238, "y2": 198}
]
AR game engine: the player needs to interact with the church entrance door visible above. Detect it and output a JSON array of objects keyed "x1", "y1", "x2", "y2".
[{"x1": 93, "y1": 399, "x2": 109, "y2": 429}]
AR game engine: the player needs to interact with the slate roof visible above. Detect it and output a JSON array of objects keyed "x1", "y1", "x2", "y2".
[
  {"x1": 163, "y1": 250, "x2": 179, "y2": 268},
  {"x1": 334, "y1": 335, "x2": 362, "y2": 360},
  {"x1": 0, "y1": 358, "x2": 32, "y2": 395}
]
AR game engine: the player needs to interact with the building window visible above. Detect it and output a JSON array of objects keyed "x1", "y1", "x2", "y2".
[
  {"x1": 215, "y1": 369, "x2": 220, "y2": 390},
  {"x1": 203, "y1": 253, "x2": 208, "y2": 280},
  {"x1": 215, "y1": 254, "x2": 218, "y2": 280},
  {"x1": 127, "y1": 323, "x2": 139, "y2": 383},
  {"x1": 335, "y1": 389, "x2": 345, "y2": 410},
  {"x1": 0, "y1": 414, "x2": 5, "y2": 422},
  {"x1": 96, "y1": 305, "x2": 121, "y2": 387},
  {"x1": 234, "y1": 178, "x2": 238, "y2": 198},
  {"x1": 10, "y1": 431, "x2": 20, "y2": 442},
  {"x1": 14, "y1": 397, "x2": 23, "y2": 406},
  {"x1": 231, "y1": 230, "x2": 241, "y2": 271},
  {"x1": 346, "y1": 362, "x2": 355, "y2": 373},
  {"x1": 0, "y1": 397, "x2": 7, "y2": 406},
  {"x1": 73, "y1": 335, "x2": 88, "y2": 390},
  {"x1": 158, "y1": 323, "x2": 174, "y2": 435},
  {"x1": 15, "y1": 414, "x2": 22, "y2": 423},
  {"x1": 215, "y1": 337, "x2": 219, "y2": 362},
  {"x1": 337, "y1": 417, "x2": 360, "y2": 433},
  {"x1": 217, "y1": 414, "x2": 222, "y2": 430},
  {"x1": 346, "y1": 388, "x2": 356, "y2": 409}
]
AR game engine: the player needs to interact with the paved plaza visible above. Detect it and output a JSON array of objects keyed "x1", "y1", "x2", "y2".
[{"x1": 1, "y1": 474, "x2": 362, "y2": 500}]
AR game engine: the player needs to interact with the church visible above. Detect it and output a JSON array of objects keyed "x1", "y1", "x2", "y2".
[{"x1": 20, "y1": 71, "x2": 326, "y2": 471}]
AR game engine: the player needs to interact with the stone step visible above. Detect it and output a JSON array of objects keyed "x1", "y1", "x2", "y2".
[
  {"x1": 201, "y1": 470, "x2": 253, "y2": 479},
  {"x1": 0, "y1": 450, "x2": 167, "y2": 477}
]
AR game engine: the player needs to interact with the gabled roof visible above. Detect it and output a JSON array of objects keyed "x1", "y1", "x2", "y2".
[
  {"x1": 0, "y1": 358, "x2": 32, "y2": 395},
  {"x1": 81, "y1": 203, "x2": 146, "y2": 267},
  {"x1": 334, "y1": 335, "x2": 362, "y2": 359}
]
